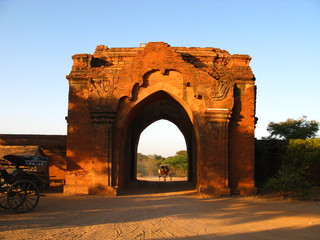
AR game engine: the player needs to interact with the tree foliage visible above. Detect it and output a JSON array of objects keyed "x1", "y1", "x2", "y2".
[
  {"x1": 137, "y1": 150, "x2": 189, "y2": 178},
  {"x1": 137, "y1": 153, "x2": 164, "y2": 177},
  {"x1": 266, "y1": 116, "x2": 319, "y2": 140},
  {"x1": 162, "y1": 150, "x2": 188, "y2": 177},
  {"x1": 284, "y1": 138, "x2": 320, "y2": 167}
]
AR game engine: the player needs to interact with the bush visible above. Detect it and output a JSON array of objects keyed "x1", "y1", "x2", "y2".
[
  {"x1": 264, "y1": 138, "x2": 320, "y2": 198},
  {"x1": 285, "y1": 138, "x2": 320, "y2": 168},
  {"x1": 137, "y1": 153, "x2": 164, "y2": 177},
  {"x1": 265, "y1": 165, "x2": 311, "y2": 198}
]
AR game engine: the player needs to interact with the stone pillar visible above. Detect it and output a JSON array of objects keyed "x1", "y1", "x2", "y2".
[
  {"x1": 228, "y1": 83, "x2": 257, "y2": 195},
  {"x1": 89, "y1": 111, "x2": 117, "y2": 195},
  {"x1": 202, "y1": 108, "x2": 231, "y2": 195},
  {"x1": 64, "y1": 73, "x2": 93, "y2": 195}
]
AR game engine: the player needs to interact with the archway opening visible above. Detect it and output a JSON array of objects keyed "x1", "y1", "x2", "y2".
[
  {"x1": 120, "y1": 91, "x2": 197, "y2": 193},
  {"x1": 137, "y1": 119, "x2": 188, "y2": 182}
]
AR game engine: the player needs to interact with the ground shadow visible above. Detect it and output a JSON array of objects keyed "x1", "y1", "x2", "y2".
[
  {"x1": 123, "y1": 179, "x2": 196, "y2": 195},
  {"x1": 0, "y1": 190, "x2": 319, "y2": 240}
]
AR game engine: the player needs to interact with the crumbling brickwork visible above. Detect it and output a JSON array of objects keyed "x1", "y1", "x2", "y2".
[{"x1": 65, "y1": 42, "x2": 256, "y2": 195}]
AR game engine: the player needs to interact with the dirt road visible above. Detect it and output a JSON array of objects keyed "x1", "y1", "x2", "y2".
[{"x1": 0, "y1": 182, "x2": 319, "y2": 240}]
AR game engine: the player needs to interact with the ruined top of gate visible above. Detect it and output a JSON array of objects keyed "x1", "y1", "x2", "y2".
[{"x1": 66, "y1": 42, "x2": 254, "y2": 113}]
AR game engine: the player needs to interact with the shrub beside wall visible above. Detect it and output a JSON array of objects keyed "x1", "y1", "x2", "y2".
[{"x1": 255, "y1": 138, "x2": 320, "y2": 197}]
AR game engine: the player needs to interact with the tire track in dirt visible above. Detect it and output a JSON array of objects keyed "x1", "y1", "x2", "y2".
[
  {"x1": 1, "y1": 184, "x2": 320, "y2": 240},
  {"x1": 112, "y1": 181, "x2": 208, "y2": 239}
]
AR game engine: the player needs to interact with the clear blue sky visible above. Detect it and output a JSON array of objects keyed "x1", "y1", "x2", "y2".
[{"x1": 1, "y1": 0, "x2": 319, "y2": 157}]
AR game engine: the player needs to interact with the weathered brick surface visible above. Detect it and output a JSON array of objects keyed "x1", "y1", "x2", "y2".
[{"x1": 65, "y1": 42, "x2": 256, "y2": 195}]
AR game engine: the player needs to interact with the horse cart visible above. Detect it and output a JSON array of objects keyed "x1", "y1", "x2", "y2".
[
  {"x1": 158, "y1": 164, "x2": 172, "y2": 181},
  {"x1": 0, "y1": 154, "x2": 49, "y2": 213}
]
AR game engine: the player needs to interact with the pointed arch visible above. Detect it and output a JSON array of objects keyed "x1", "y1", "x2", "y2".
[{"x1": 114, "y1": 91, "x2": 197, "y2": 192}]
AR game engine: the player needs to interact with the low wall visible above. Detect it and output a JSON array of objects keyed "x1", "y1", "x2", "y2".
[
  {"x1": 0, "y1": 134, "x2": 67, "y2": 191},
  {"x1": 2, "y1": 135, "x2": 317, "y2": 193}
]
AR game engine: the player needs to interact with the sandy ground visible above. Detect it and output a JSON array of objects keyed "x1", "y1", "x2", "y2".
[{"x1": 0, "y1": 181, "x2": 320, "y2": 240}]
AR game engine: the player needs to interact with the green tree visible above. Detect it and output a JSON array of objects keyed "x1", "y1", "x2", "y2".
[
  {"x1": 162, "y1": 150, "x2": 188, "y2": 177},
  {"x1": 266, "y1": 116, "x2": 319, "y2": 140}
]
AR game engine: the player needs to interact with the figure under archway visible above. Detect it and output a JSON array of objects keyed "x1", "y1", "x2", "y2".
[{"x1": 137, "y1": 119, "x2": 188, "y2": 182}]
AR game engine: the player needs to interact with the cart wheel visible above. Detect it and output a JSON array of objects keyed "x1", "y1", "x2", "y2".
[
  {"x1": 7, "y1": 180, "x2": 40, "y2": 213},
  {"x1": 0, "y1": 182, "x2": 10, "y2": 209}
]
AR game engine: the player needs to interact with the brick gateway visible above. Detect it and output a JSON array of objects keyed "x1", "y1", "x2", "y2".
[{"x1": 64, "y1": 42, "x2": 256, "y2": 195}]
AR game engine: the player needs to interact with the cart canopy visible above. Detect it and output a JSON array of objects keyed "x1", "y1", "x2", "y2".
[{"x1": 3, "y1": 154, "x2": 48, "y2": 167}]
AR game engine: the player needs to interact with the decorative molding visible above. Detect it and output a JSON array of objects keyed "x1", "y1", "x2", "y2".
[{"x1": 90, "y1": 111, "x2": 116, "y2": 124}]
